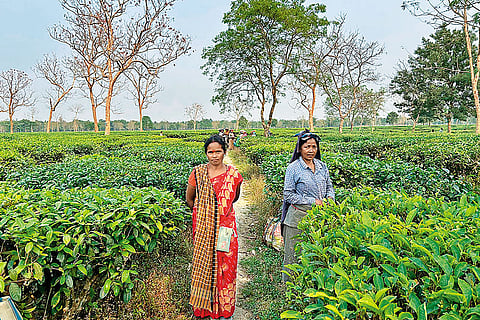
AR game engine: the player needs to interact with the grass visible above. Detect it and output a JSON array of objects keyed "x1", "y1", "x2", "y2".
[
  {"x1": 93, "y1": 228, "x2": 195, "y2": 320},
  {"x1": 239, "y1": 238, "x2": 286, "y2": 320}
]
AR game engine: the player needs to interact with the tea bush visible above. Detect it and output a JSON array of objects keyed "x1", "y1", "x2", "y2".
[
  {"x1": 260, "y1": 151, "x2": 472, "y2": 208},
  {"x1": 281, "y1": 189, "x2": 480, "y2": 320},
  {"x1": 0, "y1": 185, "x2": 188, "y2": 319}
]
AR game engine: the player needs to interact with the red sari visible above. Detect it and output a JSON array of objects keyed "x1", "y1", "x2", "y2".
[{"x1": 188, "y1": 164, "x2": 243, "y2": 319}]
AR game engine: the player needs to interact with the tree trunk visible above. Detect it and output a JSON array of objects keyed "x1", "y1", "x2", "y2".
[
  {"x1": 477, "y1": 107, "x2": 480, "y2": 134},
  {"x1": 194, "y1": 120, "x2": 196, "y2": 131},
  {"x1": 139, "y1": 104, "x2": 143, "y2": 132},
  {"x1": 104, "y1": 86, "x2": 114, "y2": 135},
  {"x1": 89, "y1": 89, "x2": 99, "y2": 133},
  {"x1": 47, "y1": 108, "x2": 54, "y2": 133},
  {"x1": 350, "y1": 119, "x2": 354, "y2": 131},
  {"x1": 9, "y1": 113, "x2": 13, "y2": 134},
  {"x1": 447, "y1": 116, "x2": 452, "y2": 133},
  {"x1": 339, "y1": 118, "x2": 344, "y2": 134},
  {"x1": 463, "y1": 15, "x2": 480, "y2": 134},
  {"x1": 309, "y1": 87, "x2": 316, "y2": 132},
  {"x1": 412, "y1": 114, "x2": 419, "y2": 133}
]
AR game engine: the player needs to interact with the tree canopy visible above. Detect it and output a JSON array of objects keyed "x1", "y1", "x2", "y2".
[{"x1": 202, "y1": 0, "x2": 328, "y2": 136}]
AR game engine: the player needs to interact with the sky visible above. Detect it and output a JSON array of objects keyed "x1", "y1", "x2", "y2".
[{"x1": 0, "y1": 0, "x2": 435, "y2": 123}]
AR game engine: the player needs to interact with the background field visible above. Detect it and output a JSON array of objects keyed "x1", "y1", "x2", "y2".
[{"x1": 0, "y1": 126, "x2": 479, "y2": 319}]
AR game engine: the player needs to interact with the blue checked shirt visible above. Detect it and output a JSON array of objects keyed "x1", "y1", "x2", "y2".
[{"x1": 284, "y1": 157, "x2": 335, "y2": 205}]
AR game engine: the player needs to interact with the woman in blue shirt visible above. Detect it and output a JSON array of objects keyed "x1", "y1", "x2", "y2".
[{"x1": 281, "y1": 131, "x2": 335, "y2": 282}]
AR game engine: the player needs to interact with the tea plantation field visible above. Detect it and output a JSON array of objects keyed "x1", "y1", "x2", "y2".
[
  {"x1": 1, "y1": 126, "x2": 479, "y2": 319},
  {"x1": 237, "y1": 126, "x2": 480, "y2": 320},
  {"x1": 0, "y1": 131, "x2": 208, "y2": 318}
]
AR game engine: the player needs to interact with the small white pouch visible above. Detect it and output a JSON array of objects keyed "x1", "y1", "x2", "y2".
[{"x1": 216, "y1": 227, "x2": 234, "y2": 252}]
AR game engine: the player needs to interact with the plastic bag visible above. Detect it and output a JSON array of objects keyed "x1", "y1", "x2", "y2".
[{"x1": 262, "y1": 216, "x2": 284, "y2": 251}]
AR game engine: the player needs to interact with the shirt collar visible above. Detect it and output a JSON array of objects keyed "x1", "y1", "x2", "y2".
[
  {"x1": 298, "y1": 156, "x2": 317, "y2": 171},
  {"x1": 299, "y1": 157, "x2": 320, "y2": 171}
]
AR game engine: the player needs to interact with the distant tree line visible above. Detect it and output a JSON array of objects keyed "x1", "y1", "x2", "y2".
[{"x1": 5, "y1": 114, "x2": 470, "y2": 133}]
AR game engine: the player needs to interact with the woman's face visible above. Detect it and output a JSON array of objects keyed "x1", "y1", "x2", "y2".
[
  {"x1": 300, "y1": 138, "x2": 318, "y2": 162},
  {"x1": 206, "y1": 142, "x2": 225, "y2": 166}
]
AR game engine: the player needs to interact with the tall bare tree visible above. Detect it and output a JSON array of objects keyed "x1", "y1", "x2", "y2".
[
  {"x1": 69, "y1": 104, "x2": 85, "y2": 132},
  {"x1": 349, "y1": 86, "x2": 385, "y2": 130},
  {"x1": 230, "y1": 97, "x2": 252, "y2": 131},
  {"x1": 289, "y1": 32, "x2": 336, "y2": 132},
  {"x1": 402, "y1": 0, "x2": 480, "y2": 134},
  {"x1": 50, "y1": 0, "x2": 190, "y2": 135},
  {"x1": 185, "y1": 103, "x2": 206, "y2": 131},
  {"x1": 34, "y1": 53, "x2": 76, "y2": 133},
  {"x1": 68, "y1": 56, "x2": 104, "y2": 132},
  {"x1": 318, "y1": 18, "x2": 384, "y2": 133},
  {"x1": 0, "y1": 69, "x2": 34, "y2": 133},
  {"x1": 125, "y1": 64, "x2": 162, "y2": 131}
]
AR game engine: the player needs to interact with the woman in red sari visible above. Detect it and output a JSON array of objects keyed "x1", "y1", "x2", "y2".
[{"x1": 186, "y1": 135, "x2": 243, "y2": 319}]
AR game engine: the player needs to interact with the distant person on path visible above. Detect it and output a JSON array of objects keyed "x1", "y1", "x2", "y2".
[
  {"x1": 281, "y1": 130, "x2": 335, "y2": 282},
  {"x1": 228, "y1": 130, "x2": 236, "y2": 150},
  {"x1": 185, "y1": 135, "x2": 243, "y2": 319}
]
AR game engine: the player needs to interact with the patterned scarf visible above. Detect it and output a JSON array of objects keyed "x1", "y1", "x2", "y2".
[{"x1": 190, "y1": 164, "x2": 220, "y2": 312}]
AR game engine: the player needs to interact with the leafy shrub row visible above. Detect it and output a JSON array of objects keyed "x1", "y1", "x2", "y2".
[
  {"x1": 0, "y1": 185, "x2": 188, "y2": 319},
  {"x1": 6, "y1": 152, "x2": 203, "y2": 198},
  {"x1": 281, "y1": 189, "x2": 480, "y2": 320},
  {"x1": 260, "y1": 151, "x2": 472, "y2": 210},
  {"x1": 239, "y1": 131, "x2": 480, "y2": 183}
]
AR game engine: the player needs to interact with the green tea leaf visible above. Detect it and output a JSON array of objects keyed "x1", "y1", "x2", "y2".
[
  {"x1": 325, "y1": 304, "x2": 344, "y2": 320},
  {"x1": 63, "y1": 233, "x2": 71, "y2": 246},
  {"x1": 304, "y1": 303, "x2": 323, "y2": 313},
  {"x1": 25, "y1": 242, "x2": 34, "y2": 254},
  {"x1": 121, "y1": 270, "x2": 130, "y2": 283},
  {"x1": 77, "y1": 264, "x2": 88, "y2": 276},
  {"x1": 439, "y1": 314, "x2": 461, "y2": 320},
  {"x1": 358, "y1": 295, "x2": 379, "y2": 313},
  {"x1": 33, "y1": 263, "x2": 43, "y2": 280},
  {"x1": 369, "y1": 245, "x2": 397, "y2": 262},
  {"x1": 418, "y1": 302, "x2": 427, "y2": 320},
  {"x1": 51, "y1": 291, "x2": 61, "y2": 307},
  {"x1": 433, "y1": 255, "x2": 453, "y2": 276},
  {"x1": 398, "y1": 312, "x2": 414, "y2": 320},
  {"x1": 123, "y1": 244, "x2": 136, "y2": 253},
  {"x1": 375, "y1": 288, "x2": 389, "y2": 303},
  {"x1": 280, "y1": 310, "x2": 304, "y2": 319},
  {"x1": 9, "y1": 283, "x2": 22, "y2": 302},
  {"x1": 458, "y1": 278, "x2": 472, "y2": 304},
  {"x1": 66, "y1": 275, "x2": 73, "y2": 288}
]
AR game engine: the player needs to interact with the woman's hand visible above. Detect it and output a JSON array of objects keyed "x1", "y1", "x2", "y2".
[{"x1": 315, "y1": 199, "x2": 323, "y2": 206}]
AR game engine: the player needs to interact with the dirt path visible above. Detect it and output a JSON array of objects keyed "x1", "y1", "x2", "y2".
[{"x1": 225, "y1": 154, "x2": 254, "y2": 320}]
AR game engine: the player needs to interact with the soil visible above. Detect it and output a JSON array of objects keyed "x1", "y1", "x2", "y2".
[{"x1": 225, "y1": 154, "x2": 255, "y2": 320}]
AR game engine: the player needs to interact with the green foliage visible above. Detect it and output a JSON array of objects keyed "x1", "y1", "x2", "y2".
[
  {"x1": 0, "y1": 185, "x2": 188, "y2": 318},
  {"x1": 261, "y1": 151, "x2": 472, "y2": 204},
  {"x1": 282, "y1": 189, "x2": 480, "y2": 319},
  {"x1": 386, "y1": 112, "x2": 400, "y2": 125},
  {"x1": 202, "y1": 0, "x2": 328, "y2": 133}
]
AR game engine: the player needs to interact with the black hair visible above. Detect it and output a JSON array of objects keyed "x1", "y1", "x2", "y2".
[
  {"x1": 290, "y1": 131, "x2": 321, "y2": 163},
  {"x1": 204, "y1": 134, "x2": 227, "y2": 154}
]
